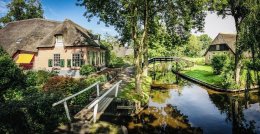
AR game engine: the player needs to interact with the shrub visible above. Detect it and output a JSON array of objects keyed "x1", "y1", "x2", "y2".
[
  {"x1": 0, "y1": 48, "x2": 26, "y2": 101},
  {"x1": 84, "y1": 74, "x2": 107, "y2": 85},
  {"x1": 43, "y1": 76, "x2": 77, "y2": 94},
  {"x1": 80, "y1": 65, "x2": 96, "y2": 76},
  {"x1": 211, "y1": 55, "x2": 228, "y2": 75},
  {"x1": 26, "y1": 70, "x2": 57, "y2": 87},
  {"x1": 0, "y1": 92, "x2": 66, "y2": 134},
  {"x1": 220, "y1": 57, "x2": 237, "y2": 89},
  {"x1": 108, "y1": 52, "x2": 125, "y2": 68}
]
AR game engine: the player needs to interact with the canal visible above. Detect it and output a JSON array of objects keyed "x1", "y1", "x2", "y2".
[{"x1": 101, "y1": 72, "x2": 260, "y2": 134}]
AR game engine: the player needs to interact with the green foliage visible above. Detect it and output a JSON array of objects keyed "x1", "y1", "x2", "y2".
[
  {"x1": 184, "y1": 57, "x2": 205, "y2": 65},
  {"x1": 119, "y1": 76, "x2": 152, "y2": 104},
  {"x1": 182, "y1": 65, "x2": 223, "y2": 86},
  {"x1": 108, "y1": 52, "x2": 125, "y2": 68},
  {"x1": 0, "y1": 47, "x2": 25, "y2": 98},
  {"x1": 0, "y1": 73, "x2": 109, "y2": 133},
  {"x1": 26, "y1": 70, "x2": 57, "y2": 87},
  {"x1": 211, "y1": 55, "x2": 228, "y2": 75},
  {"x1": 184, "y1": 35, "x2": 203, "y2": 57},
  {"x1": 220, "y1": 58, "x2": 237, "y2": 89},
  {"x1": 0, "y1": 91, "x2": 66, "y2": 134},
  {"x1": 84, "y1": 74, "x2": 107, "y2": 85},
  {"x1": 0, "y1": 0, "x2": 44, "y2": 26},
  {"x1": 80, "y1": 65, "x2": 96, "y2": 76},
  {"x1": 198, "y1": 34, "x2": 212, "y2": 50}
]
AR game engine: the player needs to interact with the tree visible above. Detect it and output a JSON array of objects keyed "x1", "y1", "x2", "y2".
[
  {"x1": 198, "y1": 34, "x2": 212, "y2": 50},
  {"x1": 239, "y1": 1, "x2": 260, "y2": 87},
  {"x1": 184, "y1": 35, "x2": 202, "y2": 57},
  {"x1": 212, "y1": 0, "x2": 250, "y2": 84},
  {"x1": 0, "y1": 0, "x2": 43, "y2": 27},
  {"x1": 0, "y1": 47, "x2": 25, "y2": 101},
  {"x1": 77, "y1": 0, "x2": 208, "y2": 93}
]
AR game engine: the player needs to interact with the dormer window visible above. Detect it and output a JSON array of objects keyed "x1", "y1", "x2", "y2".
[
  {"x1": 55, "y1": 35, "x2": 63, "y2": 47},
  {"x1": 216, "y1": 45, "x2": 220, "y2": 50}
]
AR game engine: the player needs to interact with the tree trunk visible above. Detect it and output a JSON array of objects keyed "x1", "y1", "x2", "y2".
[
  {"x1": 234, "y1": 16, "x2": 242, "y2": 85},
  {"x1": 142, "y1": 0, "x2": 149, "y2": 76},
  {"x1": 131, "y1": 4, "x2": 142, "y2": 93}
]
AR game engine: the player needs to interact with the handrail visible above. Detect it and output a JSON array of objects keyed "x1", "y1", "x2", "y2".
[
  {"x1": 52, "y1": 81, "x2": 100, "y2": 107},
  {"x1": 52, "y1": 80, "x2": 122, "y2": 123},
  {"x1": 88, "y1": 80, "x2": 122, "y2": 110}
]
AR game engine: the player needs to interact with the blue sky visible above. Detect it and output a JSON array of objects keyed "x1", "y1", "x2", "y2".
[{"x1": 0, "y1": 0, "x2": 236, "y2": 39}]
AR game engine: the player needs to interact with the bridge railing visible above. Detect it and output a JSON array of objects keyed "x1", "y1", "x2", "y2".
[
  {"x1": 88, "y1": 80, "x2": 122, "y2": 123},
  {"x1": 52, "y1": 81, "x2": 100, "y2": 122}
]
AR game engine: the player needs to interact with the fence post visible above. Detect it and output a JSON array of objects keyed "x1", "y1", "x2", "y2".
[
  {"x1": 63, "y1": 101, "x2": 71, "y2": 122},
  {"x1": 93, "y1": 103, "x2": 98, "y2": 123},
  {"x1": 115, "y1": 83, "x2": 119, "y2": 97},
  {"x1": 97, "y1": 84, "x2": 100, "y2": 97}
]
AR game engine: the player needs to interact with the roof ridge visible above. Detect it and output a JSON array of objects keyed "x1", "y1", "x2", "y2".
[
  {"x1": 64, "y1": 19, "x2": 94, "y2": 36},
  {"x1": 219, "y1": 32, "x2": 236, "y2": 35},
  {"x1": 5, "y1": 18, "x2": 62, "y2": 26}
]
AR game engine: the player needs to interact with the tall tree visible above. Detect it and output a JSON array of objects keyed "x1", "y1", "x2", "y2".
[
  {"x1": 0, "y1": 0, "x2": 43, "y2": 27},
  {"x1": 198, "y1": 34, "x2": 212, "y2": 50},
  {"x1": 212, "y1": 0, "x2": 250, "y2": 84},
  {"x1": 239, "y1": 0, "x2": 260, "y2": 87},
  {"x1": 77, "y1": 0, "x2": 208, "y2": 92}
]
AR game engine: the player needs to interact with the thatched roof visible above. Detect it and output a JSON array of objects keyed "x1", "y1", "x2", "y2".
[
  {"x1": 204, "y1": 33, "x2": 236, "y2": 55},
  {"x1": 112, "y1": 44, "x2": 134, "y2": 57},
  {"x1": 0, "y1": 18, "x2": 105, "y2": 56},
  {"x1": 0, "y1": 18, "x2": 61, "y2": 55},
  {"x1": 38, "y1": 19, "x2": 101, "y2": 48}
]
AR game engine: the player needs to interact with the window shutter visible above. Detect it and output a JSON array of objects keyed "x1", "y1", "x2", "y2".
[
  {"x1": 48, "y1": 59, "x2": 53, "y2": 67},
  {"x1": 80, "y1": 59, "x2": 84, "y2": 67},
  {"x1": 67, "y1": 59, "x2": 71, "y2": 67},
  {"x1": 60, "y1": 59, "x2": 64, "y2": 67}
]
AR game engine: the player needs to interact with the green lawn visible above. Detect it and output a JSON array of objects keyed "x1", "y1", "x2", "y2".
[
  {"x1": 183, "y1": 57, "x2": 205, "y2": 65},
  {"x1": 181, "y1": 65, "x2": 222, "y2": 86}
]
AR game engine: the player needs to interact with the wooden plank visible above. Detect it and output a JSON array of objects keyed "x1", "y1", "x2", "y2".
[
  {"x1": 74, "y1": 97, "x2": 107, "y2": 120},
  {"x1": 117, "y1": 106, "x2": 135, "y2": 110},
  {"x1": 74, "y1": 97, "x2": 114, "y2": 121}
]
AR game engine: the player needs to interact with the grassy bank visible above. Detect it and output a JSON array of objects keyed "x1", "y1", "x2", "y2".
[
  {"x1": 181, "y1": 65, "x2": 222, "y2": 86},
  {"x1": 118, "y1": 76, "x2": 152, "y2": 104}
]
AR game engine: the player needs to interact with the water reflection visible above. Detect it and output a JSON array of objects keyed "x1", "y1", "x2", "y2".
[{"x1": 100, "y1": 72, "x2": 260, "y2": 134}]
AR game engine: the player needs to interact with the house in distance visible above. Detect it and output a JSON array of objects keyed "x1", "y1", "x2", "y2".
[
  {"x1": 204, "y1": 33, "x2": 238, "y2": 64},
  {"x1": 0, "y1": 18, "x2": 106, "y2": 73}
]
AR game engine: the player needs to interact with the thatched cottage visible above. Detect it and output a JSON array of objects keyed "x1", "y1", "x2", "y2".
[
  {"x1": 204, "y1": 33, "x2": 236, "y2": 64},
  {"x1": 0, "y1": 18, "x2": 106, "y2": 71},
  {"x1": 112, "y1": 44, "x2": 134, "y2": 57}
]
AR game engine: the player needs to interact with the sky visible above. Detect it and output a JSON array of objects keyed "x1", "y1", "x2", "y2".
[{"x1": 0, "y1": 0, "x2": 236, "y2": 39}]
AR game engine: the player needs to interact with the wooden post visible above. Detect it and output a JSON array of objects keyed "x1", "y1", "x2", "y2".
[
  {"x1": 115, "y1": 83, "x2": 119, "y2": 97},
  {"x1": 63, "y1": 101, "x2": 71, "y2": 122},
  {"x1": 97, "y1": 84, "x2": 100, "y2": 97},
  {"x1": 93, "y1": 103, "x2": 98, "y2": 123}
]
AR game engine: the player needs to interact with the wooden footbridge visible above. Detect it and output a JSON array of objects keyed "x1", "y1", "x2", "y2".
[
  {"x1": 148, "y1": 57, "x2": 194, "y2": 65},
  {"x1": 52, "y1": 80, "x2": 122, "y2": 123}
]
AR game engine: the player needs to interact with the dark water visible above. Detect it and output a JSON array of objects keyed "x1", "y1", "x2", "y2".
[{"x1": 101, "y1": 74, "x2": 260, "y2": 134}]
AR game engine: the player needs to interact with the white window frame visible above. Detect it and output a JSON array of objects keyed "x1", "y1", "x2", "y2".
[
  {"x1": 53, "y1": 54, "x2": 60, "y2": 67},
  {"x1": 55, "y1": 35, "x2": 63, "y2": 47},
  {"x1": 72, "y1": 53, "x2": 81, "y2": 67}
]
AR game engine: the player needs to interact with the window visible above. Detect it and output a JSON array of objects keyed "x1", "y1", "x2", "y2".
[
  {"x1": 53, "y1": 54, "x2": 60, "y2": 67},
  {"x1": 72, "y1": 53, "x2": 81, "y2": 67},
  {"x1": 55, "y1": 35, "x2": 63, "y2": 47},
  {"x1": 216, "y1": 45, "x2": 220, "y2": 50},
  {"x1": 102, "y1": 52, "x2": 105, "y2": 64},
  {"x1": 93, "y1": 52, "x2": 96, "y2": 65},
  {"x1": 56, "y1": 35, "x2": 63, "y2": 43}
]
